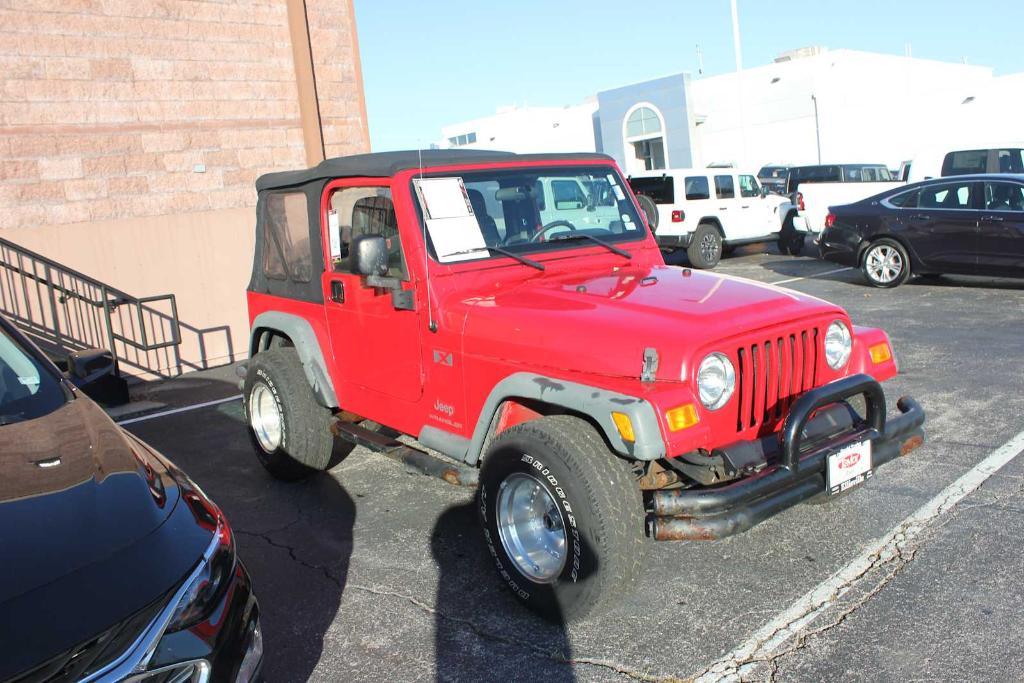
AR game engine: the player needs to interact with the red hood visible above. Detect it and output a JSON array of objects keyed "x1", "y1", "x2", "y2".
[{"x1": 457, "y1": 264, "x2": 846, "y2": 381}]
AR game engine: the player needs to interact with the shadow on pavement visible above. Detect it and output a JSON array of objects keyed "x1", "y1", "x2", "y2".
[
  {"x1": 124, "y1": 378, "x2": 356, "y2": 682},
  {"x1": 431, "y1": 501, "x2": 577, "y2": 682}
]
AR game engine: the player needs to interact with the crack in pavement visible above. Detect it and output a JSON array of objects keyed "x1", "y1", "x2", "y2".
[
  {"x1": 690, "y1": 431, "x2": 1024, "y2": 683},
  {"x1": 344, "y1": 582, "x2": 678, "y2": 682},
  {"x1": 237, "y1": 525, "x2": 676, "y2": 681}
]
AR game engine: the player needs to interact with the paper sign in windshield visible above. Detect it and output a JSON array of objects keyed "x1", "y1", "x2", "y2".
[{"x1": 413, "y1": 177, "x2": 488, "y2": 262}]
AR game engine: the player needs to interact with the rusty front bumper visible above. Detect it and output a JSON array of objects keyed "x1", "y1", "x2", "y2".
[{"x1": 647, "y1": 374, "x2": 926, "y2": 541}]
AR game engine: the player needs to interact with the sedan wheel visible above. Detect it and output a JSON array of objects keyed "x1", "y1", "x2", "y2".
[{"x1": 861, "y1": 239, "x2": 910, "y2": 288}]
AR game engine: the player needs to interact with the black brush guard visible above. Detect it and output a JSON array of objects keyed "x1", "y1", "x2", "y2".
[{"x1": 647, "y1": 374, "x2": 925, "y2": 541}]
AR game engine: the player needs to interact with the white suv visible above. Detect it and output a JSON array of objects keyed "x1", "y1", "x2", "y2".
[{"x1": 629, "y1": 169, "x2": 796, "y2": 268}]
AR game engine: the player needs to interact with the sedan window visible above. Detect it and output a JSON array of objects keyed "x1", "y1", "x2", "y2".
[
  {"x1": 919, "y1": 183, "x2": 973, "y2": 210},
  {"x1": 984, "y1": 182, "x2": 1024, "y2": 212}
]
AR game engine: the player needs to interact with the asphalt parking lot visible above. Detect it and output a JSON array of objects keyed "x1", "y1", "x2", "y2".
[{"x1": 123, "y1": 245, "x2": 1024, "y2": 682}]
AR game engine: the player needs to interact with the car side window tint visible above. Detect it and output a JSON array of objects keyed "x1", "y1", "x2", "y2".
[
  {"x1": 888, "y1": 190, "x2": 918, "y2": 208},
  {"x1": 714, "y1": 175, "x2": 735, "y2": 199},
  {"x1": 684, "y1": 176, "x2": 710, "y2": 200},
  {"x1": 263, "y1": 191, "x2": 313, "y2": 283},
  {"x1": 739, "y1": 175, "x2": 760, "y2": 198},
  {"x1": 919, "y1": 183, "x2": 973, "y2": 210},
  {"x1": 984, "y1": 182, "x2": 1024, "y2": 212},
  {"x1": 997, "y1": 149, "x2": 1024, "y2": 174},
  {"x1": 329, "y1": 187, "x2": 406, "y2": 277}
]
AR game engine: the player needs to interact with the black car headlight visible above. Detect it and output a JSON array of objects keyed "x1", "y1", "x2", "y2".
[{"x1": 166, "y1": 483, "x2": 237, "y2": 632}]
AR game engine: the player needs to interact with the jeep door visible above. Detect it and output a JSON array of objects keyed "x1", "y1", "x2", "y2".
[
  {"x1": 737, "y1": 174, "x2": 773, "y2": 238},
  {"x1": 712, "y1": 174, "x2": 739, "y2": 237},
  {"x1": 321, "y1": 179, "x2": 423, "y2": 402}
]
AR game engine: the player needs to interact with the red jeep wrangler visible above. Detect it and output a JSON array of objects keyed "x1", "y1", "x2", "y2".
[{"x1": 243, "y1": 150, "x2": 925, "y2": 620}]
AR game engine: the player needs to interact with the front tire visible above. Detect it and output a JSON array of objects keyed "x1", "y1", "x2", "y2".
[
  {"x1": 687, "y1": 223, "x2": 722, "y2": 269},
  {"x1": 861, "y1": 238, "x2": 910, "y2": 288},
  {"x1": 477, "y1": 415, "x2": 644, "y2": 622},
  {"x1": 244, "y1": 348, "x2": 335, "y2": 481}
]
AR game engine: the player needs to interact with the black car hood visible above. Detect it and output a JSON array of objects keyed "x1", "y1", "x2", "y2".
[
  {"x1": 0, "y1": 398, "x2": 178, "y2": 604},
  {"x1": 0, "y1": 397, "x2": 212, "y2": 681}
]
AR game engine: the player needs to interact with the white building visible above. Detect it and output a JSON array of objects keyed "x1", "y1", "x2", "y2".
[
  {"x1": 438, "y1": 48, "x2": 1014, "y2": 172},
  {"x1": 440, "y1": 100, "x2": 598, "y2": 154}
]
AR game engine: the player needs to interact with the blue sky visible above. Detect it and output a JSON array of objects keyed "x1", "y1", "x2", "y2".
[{"x1": 354, "y1": 0, "x2": 1024, "y2": 152}]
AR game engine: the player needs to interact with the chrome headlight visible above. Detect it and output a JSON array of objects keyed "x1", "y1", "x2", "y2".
[
  {"x1": 824, "y1": 320, "x2": 852, "y2": 369},
  {"x1": 696, "y1": 352, "x2": 735, "y2": 410}
]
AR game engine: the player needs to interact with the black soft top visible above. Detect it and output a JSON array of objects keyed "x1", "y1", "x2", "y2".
[{"x1": 255, "y1": 149, "x2": 615, "y2": 191}]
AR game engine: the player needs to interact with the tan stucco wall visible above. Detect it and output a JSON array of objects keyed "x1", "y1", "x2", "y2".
[{"x1": 5, "y1": 208, "x2": 255, "y2": 376}]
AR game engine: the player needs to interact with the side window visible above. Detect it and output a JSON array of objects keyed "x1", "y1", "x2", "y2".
[
  {"x1": 739, "y1": 175, "x2": 760, "y2": 198},
  {"x1": 942, "y1": 150, "x2": 987, "y2": 176},
  {"x1": 329, "y1": 187, "x2": 405, "y2": 277},
  {"x1": 997, "y1": 149, "x2": 1024, "y2": 174},
  {"x1": 714, "y1": 175, "x2": 735, "y2": 199},
  {"x1": 551, "y1": 179, "x2": 587, "y2": 209},
  {"x1": 919, "y1": 182, "x2": 974, "y2": 210},
  {"x1": 984, "y1": 182, "x2": 1024, "y2": 212},
  {"x1": 887, "y1": 190, "x2": 919, "y2": 208},
  {"x1": 684, "y1": 176, "x2": 710, "y2": 200},
  {"x1": 263, "y1": 192, "x2": 312, "y2": 282}
]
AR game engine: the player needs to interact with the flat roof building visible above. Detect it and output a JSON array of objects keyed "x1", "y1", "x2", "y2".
[{"x1": 439, "y1": 48, "x2": 1004, "y2": 173}]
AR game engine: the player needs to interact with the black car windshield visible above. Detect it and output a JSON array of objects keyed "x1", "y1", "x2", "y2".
[
  {"x1": 0, "y1": 324, "x2": 67, "y2": 425},
  {"x1": 413, "y1": 166, "x2": 646, "y2": 264}
]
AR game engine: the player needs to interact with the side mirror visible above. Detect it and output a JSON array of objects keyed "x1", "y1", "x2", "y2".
[
  {"x1": 349, "y1": 234, "x2": 388, "y2": 277},
  {"x1": 65, "y1": 348, "x2": 129, "y2": 406}
]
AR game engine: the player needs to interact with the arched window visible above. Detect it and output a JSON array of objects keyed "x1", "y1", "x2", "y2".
[
  {"x1": 622, "y1": 103, "x2": 667, "y2": 173},
  {"x1": 625, "y1": 106, "x2": 662, "y2": 138}
]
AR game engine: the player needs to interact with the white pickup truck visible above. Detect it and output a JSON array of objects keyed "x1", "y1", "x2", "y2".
[
  {"x1": 628, "y1": 168, "x2": 796, "y2": 268},
  {"x1": 786, "y1": 164, "x2": 901, "y2": 247}
]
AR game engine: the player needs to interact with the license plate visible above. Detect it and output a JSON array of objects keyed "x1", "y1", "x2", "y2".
[{"x1": 826, "y1": 439, "x2": 873, "y2": 495}]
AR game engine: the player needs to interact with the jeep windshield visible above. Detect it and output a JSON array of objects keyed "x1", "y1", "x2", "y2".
[{"x1": 414, "y1": 166, "x2": 646, "y2": 264}]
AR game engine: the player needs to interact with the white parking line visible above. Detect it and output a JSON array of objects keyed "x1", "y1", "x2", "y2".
[
  {"x1": 116, "y1": 394, "x2": 242, "y2": 426},
  {"x1": 695, "y1": 428, "x2": 1024, "y2": 682},
  {"x1": 770, "y1": 266, "x2": 853, "y2": 286}
]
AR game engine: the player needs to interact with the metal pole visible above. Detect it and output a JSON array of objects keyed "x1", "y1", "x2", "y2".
[
  {"x1": 811, "y1": 94, "x2": 822, "y2": 163},
  {"x1": 730, "y1": 0, "x2": 743, "y2": 71}
]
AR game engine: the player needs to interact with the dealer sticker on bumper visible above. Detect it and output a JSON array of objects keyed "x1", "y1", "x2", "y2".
[{"x1": 827, "y1": 439, "x2": 873, "y2": 495}]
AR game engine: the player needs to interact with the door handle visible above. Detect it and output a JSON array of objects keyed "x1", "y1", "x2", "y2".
[
  {"x1": 741, "y1": 205, "x2": 750, "y2": 209},
  {"x1": 330, "y1": 280, "x2": 345, "y2": 303},
  {"x1": 911, "y1": 213, "x2": 931, "y2": 220},
  {"x1": 981, "y1": 215, "x2": 1004, "y2": 222}
]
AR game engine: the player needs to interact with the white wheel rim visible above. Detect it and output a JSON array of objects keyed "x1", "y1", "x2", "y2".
[
  {"x1": 249, "y1": 383, "x2": 283, "y2": 452},
  {"x1": 866, "y1": 245, "x2": 903, "y2": 283},
  {"x1": 495, "y1": 471, "x2": 567, "y2": 583}
]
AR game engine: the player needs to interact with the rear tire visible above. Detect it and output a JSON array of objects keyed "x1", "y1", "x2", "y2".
[
  {"x1": 244, "y1": 348, "x2": 335, "y2": 481},
  {"x1": 687, "y1": 223, "x2": 722, "y2": 269},
  {"x1": 777, "y1": 213, "x2": 804, "y2": 255},
  {"x1": 861, "y1": 238, "x2": 910, "y2": 288},
  {"x1": 477, "y1": 415, "x2": 644, "y2": 622}
]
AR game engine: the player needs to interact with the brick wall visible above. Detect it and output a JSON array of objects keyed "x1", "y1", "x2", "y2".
[{"x1": 0, "y1": 0, "x2": 370, "y2": 232}]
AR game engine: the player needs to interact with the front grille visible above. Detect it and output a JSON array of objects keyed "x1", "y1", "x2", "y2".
[
  {"x1": 734, "y1": 326, "x2": 820, "y2": 434},
  {"x1": 12, "y1": 595, "x2": 166, "y2": 683}
]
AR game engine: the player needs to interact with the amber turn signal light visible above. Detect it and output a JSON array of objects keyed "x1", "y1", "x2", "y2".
[
  {"x1": 869, "y1": 343, "x2": 892, "y2": 364},
  {"x1": 666, "y1": 404, "x2": 699, "y2": 432},
  {"x1": 611, "y1": 412, "x2": 636, "y2": 442}
]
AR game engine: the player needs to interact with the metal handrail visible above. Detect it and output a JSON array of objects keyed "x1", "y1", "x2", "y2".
[{"x1": 0, "y1": 236, "x2": 182, "y2": 370}]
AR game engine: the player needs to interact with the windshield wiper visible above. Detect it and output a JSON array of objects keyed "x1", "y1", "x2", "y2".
[
  {"x1": 550, "y1": 233, "x2": 632, "y2": 259},
  {"x1": 444, "y1": 246, "x2": 545, "y2": 271}
]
